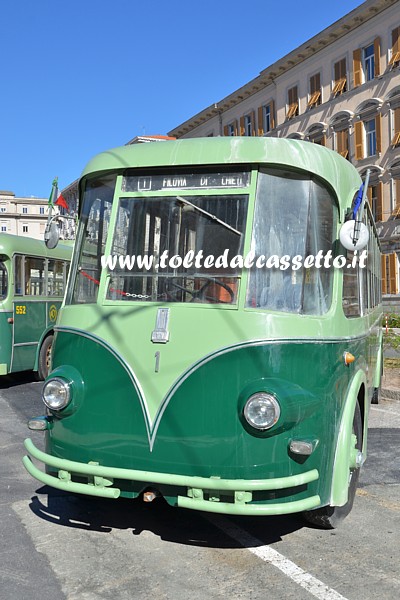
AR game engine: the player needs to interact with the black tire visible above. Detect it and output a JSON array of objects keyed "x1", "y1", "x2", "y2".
[
  {"x1": 37, "y1": 334, "x2": 53, "y2": 381},
  {"x1": 303, "y1": 402, "x2": 362, "y2": 529},
  {"x1": 371, "y1": 387, "x2": 380, "y2": 404},
  {"x1": 372, "y1": 357, "x2": 383, "y2": 405}
]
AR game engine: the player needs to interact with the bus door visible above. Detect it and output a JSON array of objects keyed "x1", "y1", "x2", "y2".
[{"x1": 0, "y1": 259, "x2": 11, "y2": 374}]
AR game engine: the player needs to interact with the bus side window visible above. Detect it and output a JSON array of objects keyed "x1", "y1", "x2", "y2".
[
  {"x1": 0, "y1": 261, "x2": 8, "y2": 298},
  {"x1": 25, "y1": 257, "x2": 45, "y2": 296},
  {"x1": 343, "y1": 207, "x2": 380, "y2": 318},
  {"x1": 15, "y1": 255, "x2": 23, "y2": 295},
  {"x1": 342, "y1": 251, "x2": 361, "y2": 317},
  {"x1": 48, "y1": 259, "x2": 65, "y2": 297}
]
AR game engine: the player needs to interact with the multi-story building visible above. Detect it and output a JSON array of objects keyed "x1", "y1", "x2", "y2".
[
  {"x1": 0, "y1": 191, "x2": 49, "y2": 239},
  {"x1": 0, "y1": 191, "x2": 74, "y2": 241},
  {"x1": 168, "y1": 0, "x2": 400, "y2": 295}
]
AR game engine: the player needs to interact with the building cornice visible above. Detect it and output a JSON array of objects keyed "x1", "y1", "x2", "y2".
[{"x1": 168, "y1": 0, "x2": 398, "y2": 137}]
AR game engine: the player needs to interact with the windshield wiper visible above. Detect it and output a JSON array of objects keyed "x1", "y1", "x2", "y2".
[{"x1": 176, "y1": 196, "x2": 242, "y2": 236}]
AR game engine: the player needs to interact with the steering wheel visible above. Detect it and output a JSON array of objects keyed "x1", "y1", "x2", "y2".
[{"x1": 166, "y1": 277, "x2": 235, "y2": 303}]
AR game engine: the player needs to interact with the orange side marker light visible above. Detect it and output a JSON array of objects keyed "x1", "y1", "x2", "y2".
[{"x1": 343, "y1": 351, "x2": 355, "y2": 366}]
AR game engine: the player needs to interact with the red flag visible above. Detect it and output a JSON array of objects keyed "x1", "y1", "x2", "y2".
[{"x1": 55, "y1": 192, "x2": 69, "y2": 210}]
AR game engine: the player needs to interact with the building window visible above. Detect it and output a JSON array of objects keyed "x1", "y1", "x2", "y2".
[
  {"x1": 335, "y1": 128, "x2": 349, "y2": 159},
  {"x1": 22, "y1": 225, "x2": 28, "y2": 233},
  {"x1": 239, "y1": 113, "x2": 255, "y2": 136},
  {"x1": 306, "y1": 123, "x2": 326, "y2": 146},
  {"x1": 1, "y1": 226, "x2": 6, "y2": 232},
  {"x1": 365, "y1": 118, "x2": 377, "y2": 157},
  {"x1": 367, "y1": 182, "x2": 383, "y2": 222},
  {"x1": 286, "y1": 86, "x2": 299, "y2": 119},
  {"x1": 257, "y1": 101, "x2": 275, "y2": 135},
  {"x1": 264, "y1": 104, "x2": 271, "y2": 132},
  {"x1": 354, "y1": 104, "x2": 382, "y2": 160},
  {"x1": 382, "y1": 254, "x2": 399, "y2": 295},
  {"x1": 308, "y1": 73, "x2": 321, "y2": 108},
  {"x1": 39, "y1": 206, "x2": 45, "y2": 214},
  {"x1": 391, "y1": 106, "x2": 400, "y2": 147},
  {"x1": 311, "y1": 137, "x2": 325, "y2": 146},
  {"x1": 393, "y1": 178, "x2": 400, "y2": 218},
  {"x1": 353, "y1": 40, "x2": 381, "y2": 86},
  {"x1": 22, "y1": 207, "x2": 28, "y2": 214},
  {"x1": 0, "y1": 207, "x2": 6, "y2": 213},
  {"x1": 363, "y1": 44, "x2": 375, "y2": 81},
  {"x1": 224, "y1": 121, "x2": 238, "y2": 136},
  {"x1": 244, "y1": 114, "x2": 253, "y2": 136},
  {"x1": 333, "y1": 58, "x2": 347, "y2": 95},
  {"x1": 389, "y1": 26, "x2": 400, "y2": 68},
  {"x1": 388, "y1": 162, "x2": 400, "y2": 218}
]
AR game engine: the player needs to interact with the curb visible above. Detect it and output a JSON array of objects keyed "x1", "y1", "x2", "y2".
[{"x1": 381, "y1": 388, "x2": 400, "y2": 401}]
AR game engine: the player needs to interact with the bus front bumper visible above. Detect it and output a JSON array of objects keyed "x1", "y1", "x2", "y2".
[{"x1": 23, "y1": 438, "x2": 321, "y2": 516}]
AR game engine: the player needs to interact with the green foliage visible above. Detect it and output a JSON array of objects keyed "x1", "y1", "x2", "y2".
[
  {"x1": 383, "y1": 328, "x2": 400, "y2": 353},
  {"x1": 382, "y1": 313, "x2": 400, "y2": 328},
  {"x1": 384, "y1": 357, "x2": 400, "y2": 368}
]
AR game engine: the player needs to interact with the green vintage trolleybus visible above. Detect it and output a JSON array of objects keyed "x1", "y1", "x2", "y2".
[
  {"x1": 0, "y1": 234, "x2": 71, "y2": 379},
  {"x1": 23, "y1": 137, "x2": 382, "y2": 528}
]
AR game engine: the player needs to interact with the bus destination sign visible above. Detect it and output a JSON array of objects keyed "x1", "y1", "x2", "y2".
[{"x1": 123, "y1": 172, "x2": 250, "y2": 192}]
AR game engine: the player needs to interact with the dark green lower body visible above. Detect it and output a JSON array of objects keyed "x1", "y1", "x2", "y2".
[{"x1": 24, "y1": 329, "x2": 377, "y2": 514}]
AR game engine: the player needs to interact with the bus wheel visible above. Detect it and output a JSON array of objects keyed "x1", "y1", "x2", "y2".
[
  {"x1": 371, "y1": 387, "x2": 380, "y2": 404},
  {"x1": 303, "y1": 402, "x2": 362, "y2": 529},
  {"x1": 37, "y1": 335, "x2": 54, "y2": 381}
]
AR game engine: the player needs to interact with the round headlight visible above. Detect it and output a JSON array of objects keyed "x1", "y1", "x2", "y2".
[
  {"x1": 243, "y1": 392, "x2": 280, "y2": 431},
  {"x1": 42, "y1": 377, "x2": 71, "y2": 411}
]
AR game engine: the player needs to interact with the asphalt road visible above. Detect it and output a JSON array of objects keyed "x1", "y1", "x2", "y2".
[{"x1": 1, "y1": 372, "x2": 399, "y2": 600}]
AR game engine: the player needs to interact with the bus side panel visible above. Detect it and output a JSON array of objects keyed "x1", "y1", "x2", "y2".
[
  {"x1": 12, "y1": 300, "x2": 46, "y2": 371},
  {"x1": 0, "y1": 312, "x2": 13, "y2": 374}
]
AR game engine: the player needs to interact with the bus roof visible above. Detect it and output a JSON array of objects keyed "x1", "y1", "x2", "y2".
[
  {"x1": 80, "y1": 137, "x2": 361, "y2": 203},
  {"x1": 0, "y1": 233, "x2": 72, "y2": 260}
]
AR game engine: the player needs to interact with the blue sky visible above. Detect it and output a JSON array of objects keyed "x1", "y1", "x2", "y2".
[{"x1": 1, "y1": 0, "x2": 363, "y2": 198}]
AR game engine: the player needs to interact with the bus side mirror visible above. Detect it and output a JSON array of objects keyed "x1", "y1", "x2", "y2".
[
  {"x1": 44, "y1": 220, "x2": 60, "y2": 249},
  {"x1": 339, "y1": 220, "x2": 369, "y2": 251}
]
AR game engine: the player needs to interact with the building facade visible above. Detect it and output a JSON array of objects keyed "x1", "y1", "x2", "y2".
[
  {"x1": 168, "y1": 0, "x2": 400, "y2": 294},
  {"x1": 0, "y1": 191, "x2": 49, "y2": 240}
]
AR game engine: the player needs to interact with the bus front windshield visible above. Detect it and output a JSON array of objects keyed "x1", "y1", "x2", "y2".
[
  {"x1": 246, "y1": 169, "x2": 337, "y2": 315},
  {"x1": 107, "y1": 194, "x2": 248, "y2": 304},
  {"x1": 70, "y1": 173, "x2": 248, "y2": 305}
]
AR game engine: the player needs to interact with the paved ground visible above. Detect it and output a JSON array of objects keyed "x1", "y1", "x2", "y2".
[
  {"x1": 381, "y1": 361, "x2": 400, "y2": 401},
  {"x1": 1, "y1": 371, "x2": 399, "y2": 600},
  {"x1": 382, "y1": 367, "x2": 400, "y2": 393}
]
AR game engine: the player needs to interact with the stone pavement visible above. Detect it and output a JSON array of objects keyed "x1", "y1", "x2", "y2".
[{"x1": 381, "y1": 365, "x2": 400, "y2": 400}]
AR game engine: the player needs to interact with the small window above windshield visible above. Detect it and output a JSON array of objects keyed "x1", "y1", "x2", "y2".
[{"x1": 123, "y1": 171, "x2": 250, "y2": 193}]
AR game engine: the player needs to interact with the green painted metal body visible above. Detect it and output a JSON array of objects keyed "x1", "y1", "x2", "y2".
[
  {"x1": 0, "y1": 233, "x2": 71, "y2": 375},
  {"x1": 23, "y1": 138, "x2": 383, "y2": 515}
]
